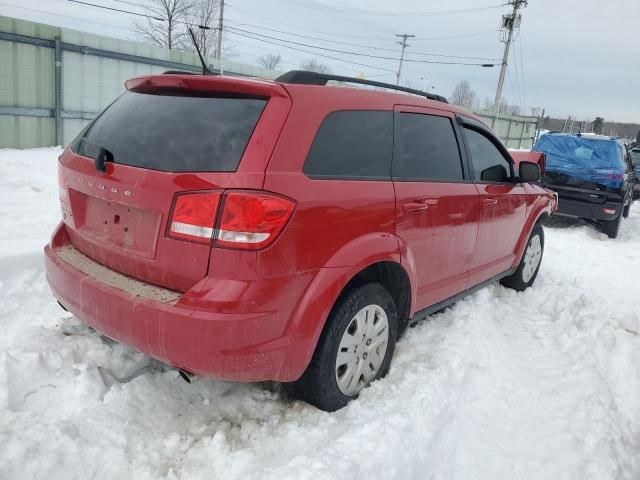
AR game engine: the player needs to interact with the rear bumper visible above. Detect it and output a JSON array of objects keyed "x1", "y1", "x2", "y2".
[
  {"x1": 554, "y1": 197, "x2": 621, "y2": 221},
  {"x1": 44, "y1": 226, "x2": 313, "y2": 382}
]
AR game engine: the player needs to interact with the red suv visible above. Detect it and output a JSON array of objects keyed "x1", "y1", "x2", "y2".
[{"x1": 44, "y1": 71, "x2": 556, "y2": 411}]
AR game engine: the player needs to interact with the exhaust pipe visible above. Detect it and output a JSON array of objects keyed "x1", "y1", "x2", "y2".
[{"x1": 178, "y1": 369, "x2": 199, "y2": 383}]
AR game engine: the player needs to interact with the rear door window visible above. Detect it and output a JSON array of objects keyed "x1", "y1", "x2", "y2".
[
  {"x1": 70, "y1": 91, "x2": 267, "y2": 172},
  {"x1": 393, "y1": 113, "x2": 464, "y2": 181},
  {"x1": 303, "y1": 110, "x2": 393, "y2": 179}
]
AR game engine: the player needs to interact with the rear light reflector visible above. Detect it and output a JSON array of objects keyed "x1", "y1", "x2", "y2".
[
  {"x1": 168, "y1": 191, "x2": 221, "y2": 244},
  {"x1": 602, "y1": 208, "x2": 617, "y2": 215},
  {"x1": 214, "y1": 191, "x2": 295, "y2": 250}
]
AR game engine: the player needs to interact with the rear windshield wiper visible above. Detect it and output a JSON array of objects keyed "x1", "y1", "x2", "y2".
[
  {"x1": 94, "y1": 146, "x2": 115, "y2": 173},
  {"x1": 79, "y1": 137, "x2": 115, "y2": 173}
]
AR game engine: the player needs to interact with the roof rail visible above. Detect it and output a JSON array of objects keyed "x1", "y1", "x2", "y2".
[
  {"x1": 275, "y1": 70, "x2": 448, "y2": 103},
  {"x1": 163, "y1": 70, "x2": 200, "y2": 75}
]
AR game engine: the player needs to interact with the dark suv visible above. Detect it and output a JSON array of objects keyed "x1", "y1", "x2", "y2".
[
  {"x1": 533, "y1": 133, "x2": 634, "y2": 238},
  {"x1": 630, "y1": 146, "x2": 640, "y2": 199},
  {"x1": 44, "y1": 71, "x2": 556, "y2": 411}
]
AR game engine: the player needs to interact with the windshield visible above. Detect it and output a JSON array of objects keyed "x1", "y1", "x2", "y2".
[
  {"x1": 630, "y1": 149, "x2": 640, "y2": 166},
  {"x1": 70, "y1": 91, "x2": 267, "y2": 172}
]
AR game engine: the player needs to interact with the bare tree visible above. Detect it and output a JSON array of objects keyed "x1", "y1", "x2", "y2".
[
  {"x1": 301, "y1": 59, "x2": 332, "y2": 74},
  {"x1": 530, "y1": 107, "x2": 543, "y2": 117},
  {"x1": 482, "y1": 96, "x2": 519, "y2": 115},
  {"x1": 450, "y1": 80, "x2": 476, "y2": 110},
  {"x1": 258, "y1": 54, "x2": 282, "y2": 71},
  {"x1": 182, "y1": 0, "x2": 220, "y2": 59},
  {"x1": 132, "y1": 0, "x2": 192, "y2": 50},
  {"x1": 507, "y1": 104, "x2": 521, "y2": 116}
]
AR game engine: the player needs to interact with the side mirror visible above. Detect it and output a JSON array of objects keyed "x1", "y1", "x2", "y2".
[
  {"x1": 519, "y1": 161, "x2": 541, "y2": 183},
  {"x1": 480, "y1": 164, "x2": 509, "y2": 182}
]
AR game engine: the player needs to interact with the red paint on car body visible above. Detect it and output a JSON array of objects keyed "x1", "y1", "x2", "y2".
[{"x1": 45, "y1": 74, "x2": 556, "y2": 382}]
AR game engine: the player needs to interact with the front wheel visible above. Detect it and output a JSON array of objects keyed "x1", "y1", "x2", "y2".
[
  {"x1": 291, "y1": 283, "x2": 398, "y2": 412},
  {"x1": 500, "y1": 223, "x2": 545, "y2": 292}
]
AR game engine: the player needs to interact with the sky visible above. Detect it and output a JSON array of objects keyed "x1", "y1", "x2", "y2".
[{"x1": 2, "y1": 0, "x2": 639, "y2": 123}]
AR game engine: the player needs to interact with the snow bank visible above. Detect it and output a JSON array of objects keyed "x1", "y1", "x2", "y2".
[{"x1": 0, "y1": 149, "x2": 639, "y2": 480}]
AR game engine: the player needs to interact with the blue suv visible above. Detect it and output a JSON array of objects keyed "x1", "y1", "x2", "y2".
[{"x1": 533, "y1": 133, "x2": 635, "y2": 238}]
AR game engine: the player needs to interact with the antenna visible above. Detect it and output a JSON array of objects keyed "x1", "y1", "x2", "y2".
[{"x1": 188, "y1": 28, "x2": 213, "y2": 75}]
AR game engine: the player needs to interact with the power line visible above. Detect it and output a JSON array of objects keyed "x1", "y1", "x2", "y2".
[
  {"x1": 274, "y1": 0, "x2": 508, "y2": 17},
  {"x1": 0, "y1": 2, "x2": 135, "y2": 32},
  {"x1": 66, "y1": 0, "x2": 165, "y2": 21},
  {"x1": 518, "y1": 33, "x2": 527, "y2": 114},
  {"x1": 224, "y1": 29, "x2": 396, "y2": 72},
  {"x1": 412, "y1": 30, "x2": 500, "y2": 41},
  {"x1": 53, "y1": 0, "x2": 499, "y2": 65},
  {"x1": 225, "y1": 3, "x2": 499, "y2": 42},
  {"x1": 225, "y1": 3, "x2": 392, "y2": 40},
  {"x1": 226, "y1": 20, "x2": 498, "y2": 61},
  {"x1": 510, "y1": 46, "x2": 524, "y2": 112},
  {"x1": 225, "y1": 25, "x2": 496, "y2": 67},
  {"x1": 106, "y1": 0, "x2": 149, "y2": 7}
]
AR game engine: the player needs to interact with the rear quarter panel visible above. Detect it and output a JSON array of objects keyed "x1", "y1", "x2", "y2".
[{"x1": 261, "y1": 87, "x2": 411, "y2": 377}]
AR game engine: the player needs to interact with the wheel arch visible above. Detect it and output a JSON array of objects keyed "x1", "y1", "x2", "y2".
[
  {"x1": 283, "y1": 254, "x2": 413, "y2": 382},
  {"x1": 513, "y1": 202, "x2": 551, "y2": 267}
]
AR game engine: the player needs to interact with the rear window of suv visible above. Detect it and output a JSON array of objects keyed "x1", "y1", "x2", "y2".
[
  {"x1": 303, "y1": 110, "x2": 393, "y2": 179},
  {"x1": 70, "y1": 91, "x2": 267, "y2": 172}
]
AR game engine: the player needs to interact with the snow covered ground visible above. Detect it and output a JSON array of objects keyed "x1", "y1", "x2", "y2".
[{"x1": 1, "y1": 148, "x2": 639, "y2": 480}]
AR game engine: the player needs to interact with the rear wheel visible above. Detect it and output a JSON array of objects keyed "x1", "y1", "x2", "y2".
[
  {"x1": 601, "y1": 212, "x2": 622, "y2": 238},
  {"x1": 291, "y1": 283, "x2": 397, "y2": 412},
  {"x1": 500, "y1": 223, "x2": 544, "y2": 292},
  {"x1": 623, "y1": 201, "x2": 631, "y2": 219}
]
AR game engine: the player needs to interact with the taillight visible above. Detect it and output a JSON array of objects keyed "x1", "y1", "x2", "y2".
[
  {"x1": 168, "y1": 190, "x2": 295, "y2": 250},
  {"x1": 214, "y1": 191, "x2": 295, "y2": 250},
  {"x1": 168, "y1": 191, "x2": 222, "y2": 244}
]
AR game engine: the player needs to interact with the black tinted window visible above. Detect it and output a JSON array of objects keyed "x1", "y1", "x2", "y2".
[
  {"x1": 304, "y1": 111, "x2": 392, "y2": 179},
  {"x1": 464, "y1": 127, "x2": 511, "y2": 182},
  {"x1": 394, "y1": 113, "x2": 463, "y2": 180},
  {"x1": 70, "y1": 91, "x2": 267, "y2": 172}
]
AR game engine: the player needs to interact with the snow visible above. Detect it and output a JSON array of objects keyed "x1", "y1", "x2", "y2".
[{"x1": 1, "y1": 148, "x2": 640, "y2": 480}]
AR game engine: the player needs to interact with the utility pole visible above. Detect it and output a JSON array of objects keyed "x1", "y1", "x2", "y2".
[
  {"x1": 493, "y1": 0, "x2": 527, "y2": 112},
  {"x1": 534, "y1": 107, "x2": 545, "y2": 143},
  {"x1": 215, "y1": 0, "x2": 225, "y2": 61},
  {"x1": 395, "y1": 34, "x2": 414, "y2": 85}
]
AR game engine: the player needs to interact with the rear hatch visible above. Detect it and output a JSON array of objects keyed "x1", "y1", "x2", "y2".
[
  {"x1": 534, "y1": 134, "x2": 625, "y2": 203},
  {"x1": 58, "y1": 75, "x2": 291, "y2": 292}
]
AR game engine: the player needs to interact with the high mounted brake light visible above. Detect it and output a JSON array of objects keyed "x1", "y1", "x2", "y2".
[{"x1": 168, "y1": 191, "x2": 295, "y2": 250}]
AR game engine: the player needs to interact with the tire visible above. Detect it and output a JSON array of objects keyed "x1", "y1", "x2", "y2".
[
  {"x1": 623, "y1": 201, "x2": 631, "y2": 219},
  {"x1": 291, "y1": 282, "x2": 398, "y2": 412},
  {"x1": 601, "y1": 212, "x2": 622, "y2": 239},
  {"x1": 500, "y1": 223, "x2": 545, "y2": 292}
]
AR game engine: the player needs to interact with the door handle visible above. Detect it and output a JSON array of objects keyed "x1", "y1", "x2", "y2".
[
  {"x1": 482, "y1": 198, "x2": 498, "y2": 206},
  {"x1": 403, "y1": 201, "x2": 430, "y2": 212}
]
